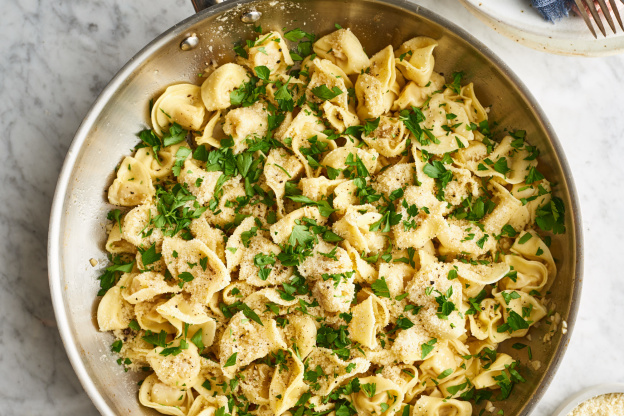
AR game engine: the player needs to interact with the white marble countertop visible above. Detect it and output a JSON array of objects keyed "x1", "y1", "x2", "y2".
[{"x1": 1, "y1": 0, "x2": 622, "y2": 414}]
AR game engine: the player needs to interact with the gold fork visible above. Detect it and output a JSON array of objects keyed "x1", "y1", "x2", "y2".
[{"x1": 573, "y1": 0, "x2": 624, "y2": 38}]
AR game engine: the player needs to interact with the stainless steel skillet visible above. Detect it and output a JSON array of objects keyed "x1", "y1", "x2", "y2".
[{"x1": 48, "y1": 0, "x2": 583, "y2": 414}]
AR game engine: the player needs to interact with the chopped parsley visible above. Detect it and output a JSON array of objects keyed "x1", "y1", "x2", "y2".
[
  {"x1": 224, "y1": 352, "x2": 238, "y2": 367},
  {"x1": 311, "y1": 85, "x2": 343, "y2": 101},
  {"x1": 371, "y1": 277, "x2": 391, "y2": 298},
  {"x1": 96, "y1": 256, "x2": 134, "y2": 296},
  {"x1": 421, "y1": 338, "x2": 437, "y2": 359},
  {"x1": 316, "y1": 325, "x2": 351, "y2": 360},
  {"x1": 423, "y1": 160, "x2": 453, "y2": 200},
  {"x1": 536, "y1": 196, "x2": 566, "y2": 234},
  {"x1": 138, "y1": 243, "x2": 161, "y2": 267},
  {"x1": 107, "y1": 209, "x2": 122, "y2": 233}
]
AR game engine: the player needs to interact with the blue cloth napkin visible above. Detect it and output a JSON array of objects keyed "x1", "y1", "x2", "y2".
[{"x1": 531, "y1": 0, "x2": 573, "y2": 22}]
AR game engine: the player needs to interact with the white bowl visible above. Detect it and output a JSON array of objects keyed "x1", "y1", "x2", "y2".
[{"x1": 552, "y1": 383, "x2": 624, "y2": 416}]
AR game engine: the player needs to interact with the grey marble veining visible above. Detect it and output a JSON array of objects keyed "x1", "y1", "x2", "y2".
[
  {"x1": 0, "y1": 0, "x2": 622, "y2": 415},
  {"x1": 0, "y1": 1, "x2": 191, "y2": 415}
]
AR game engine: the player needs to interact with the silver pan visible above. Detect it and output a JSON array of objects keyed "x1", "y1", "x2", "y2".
[{"x1": 48, "y1": 0, "x2": 583, "y2": 414}]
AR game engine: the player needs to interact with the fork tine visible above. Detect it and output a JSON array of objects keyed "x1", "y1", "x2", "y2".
[
  {"x1": 583, "y1": 0, "x2": 608, "y2": 36},
  {"x1": 608, "y1": 0, "x2": 624, "y2": 30},
  {"x1": 596, "y1": 0, "x2": 617, "y2": 32},
  {"x1": 574, "y1": 0, "x2": 598, "y2": 37}
]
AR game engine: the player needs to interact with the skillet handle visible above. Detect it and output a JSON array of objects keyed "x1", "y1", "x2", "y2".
[{"x1": 191, "y1": 0, "x2": 225, "y2": 12}]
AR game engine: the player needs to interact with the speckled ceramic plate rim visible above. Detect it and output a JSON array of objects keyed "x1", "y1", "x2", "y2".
[{"x1": 458, "y1": 0, "x2": 624, "y2": 56}]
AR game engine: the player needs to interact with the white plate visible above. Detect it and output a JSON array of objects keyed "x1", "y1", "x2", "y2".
[
  {"x1": 552, "y1": 383, "x2": 624, "y2": 416},
  {"x1": 458, "y1": 0, "x2": 624, "y2": 56}
]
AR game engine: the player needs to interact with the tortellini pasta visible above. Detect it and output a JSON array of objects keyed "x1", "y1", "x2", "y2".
[
  {"x1": 201, "y1": 63, "x2": 250, "y2": 111},
  {"x1": 97, "y1": 273, "x2": 134, "y2": 331},
  {"x1": 395, "y1": 37, "x2": 438, "y2": 86},
  {"x1": 151, "y1": 84, "x2": 206, "y2": 136},
  {"x1": 223, "y1": 101, "x2": 269, "y2": 153},
  {"x1": 313, "y1": 28, "x2": 369, "y2": 75},
  {"x1": 139, "y1": 373, "x2": 194, "y2": 416},
  {"x1": 412, "y1": 395, "x2": 472, "y2": 416},
  {"x1": 356, "y1": 45, "x2": 399, "y2": 120},
  {"x1": 351, "y1": 376, "x2": 404, "y2": 416},
  {"x1": 219, "y1": 311, "x2": 286, "y2": 378},
  {"x1": 147, "y1": 339, "x2": 202, "y2": 387},
  {"x1": 362, "y1": 115, "x2": 409, "y2": 157},
  {"x1": 98, "y1": 27, "x2": 566, "y2": 416},
  {"x1": 108, "y1": 157, "x2": 155, "y2": 206},
  {"x1": 269, "y1": 350, "x2": 307, "y2": 415},
  {"x1": 161, "y1": 237, "x2": 229, "y2": 303},
  {"x1": 242, "y1": 31, "x2": 293, "y2": 77}
]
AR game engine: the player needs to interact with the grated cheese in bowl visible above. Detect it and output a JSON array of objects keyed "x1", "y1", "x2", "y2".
[{"x1": 567, "y1": 393, "x2": 624, "y2": 416}]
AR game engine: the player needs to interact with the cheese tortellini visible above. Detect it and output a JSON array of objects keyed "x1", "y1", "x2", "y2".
[{"x1": 98, "y1": 27, "x2": 566, "y2": 416}]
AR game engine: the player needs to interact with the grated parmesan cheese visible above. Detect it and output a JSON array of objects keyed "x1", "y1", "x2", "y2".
[{"x1": 568, "y1": 393, "x2": 624, "y2": 416}]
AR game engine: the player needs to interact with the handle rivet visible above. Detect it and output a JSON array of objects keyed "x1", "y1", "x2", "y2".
[
  {"x1": 180, "y1": 34, "x2": 199, "y2": 51},
  {"x1": 241, "y1": 10, "x2": 262, "y2": 23}
]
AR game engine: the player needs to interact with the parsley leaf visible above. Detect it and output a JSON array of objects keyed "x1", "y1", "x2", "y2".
[
  {"x1": 371, "y1": 277, "x2": 391, "y2": 298},
  {"x1": 289, "y1": 224, "x2": 315, "y2": 246},
  {"x1": 423, "y1": 160, "x2": 453, "y2": 200},
  {"x1": 224, "y1": 352, "x2": 238, "y2": 367},
  {"x1": 283, "y1": 28, "x2": 315, "y2": 42},
  {"x1": 190, "y1": 328, "x2": 204, "y2": 350},
  {"x1": 322, "y1": 230, "x2": 344, "y2": 243},
  {"x1": 241, "y1": 226, "x2": 258, "y2": 247},
  {"x1": 492, "y1": 157, "x2": 511, "y2": 176},
  {"x1": 151, "y1": 183, "x2": 207, "y2": 238},
  {"x1": 254, "y1": 252, "x2": 275, "y2": 281},
  {"x1": 142, "y1": 330, "x2": 168, "y2": 348},
  {"x1": 160, "y1": 338, "x2": 189, "y2": 356},
  {"x1": 107, "y1": 209, "x2": 123, "y2": 233},
  {"x1": 518, "y1": 233, "x2": 533, "y2": 244},
  {"x1": 363, "y1": 117, "x2": 380, "y2": 135},
  {"x1": 497, "y1": 310, "x2": 530, "y2": 333},
  {"x1": 178, "y1": 271, "x2": 194, "y2": 283},
  {"x1": 501, "y1": 224, "x2": 518, "y2": 238},
  {"x1": 536, "y1": 196, "x2": 566, "y2": 234},
  {"x1": 438, "y1": 368, "x2": 453, "y2": 379},
  {"x1": 138, "y1": 243, "x2": 162, "y2": 267},
  {"x1": 97, "y1": 256, "x2": 135, "y2": 296},
  {"x1": 254, "y1": 65, "x2": 271, "y2": 81},
  {"x1": 421, "y1": 338, "x2": 437, "y2": 359},
  {"x1": 361, "y1": 382, "x2": 377, "y2": 398},
  {"x1": 369, "y1": 209, "x2": 402, "y2": 233},
  {"x1": 465, "y1": 289, "x2": 487, "y2": 315},
  {"x1": 501, "y1": 291, "x2": 521, "y2": 305},
  {"x1": 395, "y1": 316, "x2": 415, "y2": 330},
  {"x1": 111, "y1": 340, "x2": 123, "y2": 353},
  {"x1": 311, "y1": 85, "x2": 343, "y2": 101},
  {"x1": 171, "y1": 146, "x2": 191, "y2": 177},
  {"x1": 316, "y1": 324, "x2": 352, "y2": 360},
  {"x1": 432, "y1": 287, "x2": 456, "y2": 319},
  {"x1": 233, "y1": 44, "x2": 248, "y2": 59},
  {"x1": 446, "y1": 71, "x2": 464, "y2": 94},
  {"x1": 399, "y1": 107, "x2": 438, "y2": 146},
  {"x1": 287, "y1": 195, "x2": 337, "y2": 217},
  {"x1": 136, "y1": 128, "x2": 163, "y2": 157},
  {"x1": 239, "y1": 302, "x2": 264, "y2": 326},
  {"x1": 525, "y1": 166, "x2": 545, "y2": 184},
  {"x1": 162, "y1": 124, "x2": 187, "y2": 148}
]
